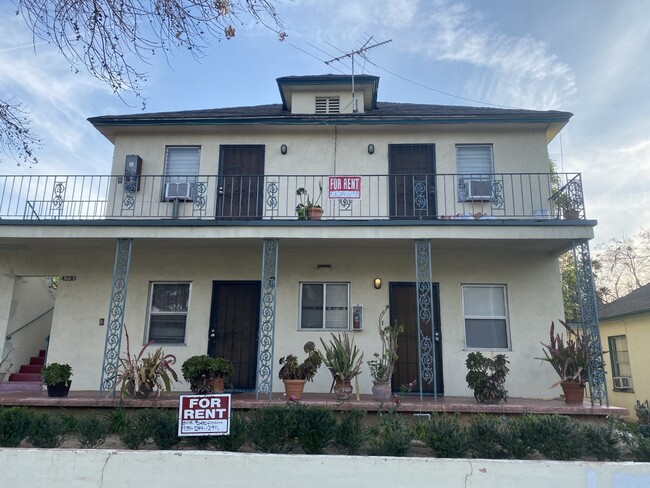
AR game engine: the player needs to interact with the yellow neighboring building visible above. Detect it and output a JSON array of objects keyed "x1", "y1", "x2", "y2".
[{"x1": 599, "y1": 283, "x2": 650, "y2": 419}]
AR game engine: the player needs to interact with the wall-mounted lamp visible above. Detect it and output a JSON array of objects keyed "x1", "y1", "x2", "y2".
[
  {"x1": 317, "y1": 264, "x2": 332, "y2": 270},
  {"x1": 280, "y1": 144, "x2": 288, "y2": 155},
  {"x1": 367, "y1": 144, "x2": 375, "y2": 154},
  {"x1": 373, "y1": 278, "x2": 382, "y2": 289}
]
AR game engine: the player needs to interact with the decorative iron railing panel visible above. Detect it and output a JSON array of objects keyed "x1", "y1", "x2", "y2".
[
  {"x1": 0, "y1": 173, "x2": 585, "y2": 221},
  {"x1": 256, "y1": 239, "x2": 279, "y2": 399},
  {"x1": 414, "y1": 239, "x2": 438, "y2": 400}
]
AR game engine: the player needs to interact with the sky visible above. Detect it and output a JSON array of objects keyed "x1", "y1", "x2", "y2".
[{"x1": 1, "y1": 0, "x2": 649, "y2": 246}]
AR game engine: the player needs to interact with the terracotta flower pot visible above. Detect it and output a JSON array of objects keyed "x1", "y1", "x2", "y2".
[
  {"x1": 560, "y1": 380, "x2": 585, "y2": 404},
  {"x1": 207, "y1": 378, "x2": 225, "y2": 394},
  {"x1": 371, "y1": 382, "x2": 392, "y2": 402},
  {"x1": 333, "y1": 379, "x2": 353, "y2": 400},
  {"x1": 283, "y1": 379, "x2": 306, "y2": 400},
  {"x1": 307, "y1": 207, "x2": 323, "y2": 220}
]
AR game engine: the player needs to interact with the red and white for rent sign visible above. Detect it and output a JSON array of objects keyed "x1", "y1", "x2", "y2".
[
  {"x1": 329, "y1": 176, "x2": 362, "y2": 199},
  {"x1": 178, "y1": 394, "x2": 231, "y2": 436}
]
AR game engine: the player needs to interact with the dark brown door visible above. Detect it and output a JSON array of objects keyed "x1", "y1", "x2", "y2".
[
  {"x1": 208, "y1": 281, "x2": 261, "y2": 390},
  {"x1": 217, "y1": 145, "x2": 265, "y2": 218},
  {"x1": 389, "y1": 282, "x2": 443, "y2": 395},
  {"x1": 389, "y1": 144, "x2": 436, "y2": 219}
]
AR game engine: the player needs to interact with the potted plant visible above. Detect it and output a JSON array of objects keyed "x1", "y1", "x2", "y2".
[
  {"x1": 319, "y1": 332, "x2": 364, "y2": 400},
  {"x1": 296, "y1": 182, "x2": 323, "y2": 220},
  {"x1": 367, "y1": 306, "x2": 404, "y2": 401},
  {"x1": 465, "y1": 352, "x2": 509, "y2": 404},
  {"x1": 182, "y1": 355, "x2": 233, "y2": 394},
  {"x1": 115, "y1": 327, "x2": 179, "y2": 399},
  {"x1": 41, "y1": 362, "x2": 73, "y2": 397},
  {"x1": 538, "y1": 320, "x2": 590, "y2": 404},
  {"x1": 277, "y1": 341, "x2": 322, "y2": 400}
]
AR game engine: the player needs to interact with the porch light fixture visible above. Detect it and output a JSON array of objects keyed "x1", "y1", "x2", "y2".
[
  {"x1": 317, "y1": 264, "x2": 331, "y2": 270},
  {"x1": 373, "y1": 278, "x2": 382, "y2": 289},
  {"x1": 367, "y1": 144, "x2": 375, "y2": 154},
  {"x1": 280, "y1": 144, "x2": 288, "y2": 155}
]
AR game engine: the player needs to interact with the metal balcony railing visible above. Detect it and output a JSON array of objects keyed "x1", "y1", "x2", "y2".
[{"x1": 0, "y1": 173, "x2": 585, "y2": 222}]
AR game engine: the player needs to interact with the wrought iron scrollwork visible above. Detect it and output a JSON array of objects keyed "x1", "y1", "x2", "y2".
[
  {"x1": 122, "y1": 181, "x2": 136, "y2": 210},
  {"x1": 193, "y1": 181, "x2": 207, "y2": 210},
  {"x1": 414, "y1": 239, "x2": 438, "y2": 400},
  {"x1": 490, "y1": 179, "x2": 504, "y2": 208},
  {"x1": 99, "y1": 238, "x2": 133, "y2": 396},
  {"x1": 51, "y1": 181, "x2": 66, "y2": 215},
  {"x1": 339, "y1": 198, "x2": 352, "y2": 212},
  {"x1": 413, "y1": 180, "x2": 428, "y2": 212},
  {"x1": 256, "y1": 239, "x2": 279, "y2": 399},
  {"x1": 265, "y1": 181, "x2": 279, "y2": 212}
]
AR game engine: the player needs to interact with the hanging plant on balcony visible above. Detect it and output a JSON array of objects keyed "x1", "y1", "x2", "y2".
[{"x1": 296, "y1": 182, "x2": 323, "y2": 220}]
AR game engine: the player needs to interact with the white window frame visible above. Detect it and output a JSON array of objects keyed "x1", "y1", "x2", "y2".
[
  {"x1": 456, "y1": 144, "x2": 494, "y2": 202},
  {"x1": 299, "y1": 282, "x2": 350, "y2": 330},
  {"x1": 146, "y1": 281, "x2": 191, "y2": 344},
  {"x1": 609, "y1": 335, "x2": 633, "y2": 391},
  {"x1": 462, "y1": 284, "x2": 511, "y2": 350}
]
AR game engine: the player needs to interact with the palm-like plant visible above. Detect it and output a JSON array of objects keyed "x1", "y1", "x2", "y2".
[
  {"x1": 539, "y1": 320, "x2": 590, "y2": 386},
  {"x1": 319, "y1": 332, "x2": 364, "y2": 383}
]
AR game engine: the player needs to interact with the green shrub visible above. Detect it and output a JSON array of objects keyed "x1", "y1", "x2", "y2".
[
  {"x1": 105, "y1": 402, "x2": 129, "y2": 434},
  {"x1": 0, "y1": 407, "x2": 34, "y2": 447},
  {"x1": 582, "y1": 422, "x2": 621, "y2": 461},
  {"x1": 334, "y1": 409, "x2": 366, "y2": 455},
  {"x1": 185, "y1": 434, "x2": 212, "y2": 450},
  {"x1": 294, "y1": 406, "x2": 335, "y2": 454},
  {"x1": 534, "y1": 415, "x2": 584, "y2": 460},
  {"x1": 247, "y1": 406, "x2": 295, "y2": 453},
  {"x1": 27, "y1": 413, "x2": 67, "y2": 448},
  {"x1": 638, "y1": 424, "x2": 650, "y2": 438},
  {"x1": 632, "y1": 435, "x2": 650, "y2": 462},
  {"x1": 467, "y1": 415, "x2": 508, "y2": 459},
  {"x1": 119, "y1": 411, "x2": 152, "y2": 450},
  {"x1": 144, "y1": 409, "x2": 180, "y2": 450},
  {"x1": 499, "y1": 415, "x2": 540, "y2": 459},
  {"x1": 212, "y1": 412, "x2": 247, "y2": 452},
  {"x1": 416, "y1": 413, "x2": 469, "y2": 458},
  {"x1": 366, "y1": 413, "x2": 412, "y2": 457},
  {"x1": 76, "y1": 414, "x2": 109, "y2": 449}
]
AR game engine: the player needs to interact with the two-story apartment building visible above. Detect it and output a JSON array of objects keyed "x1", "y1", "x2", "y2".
[{"x1": 0, "y1": 74, "x2": 606, "y2": 402}]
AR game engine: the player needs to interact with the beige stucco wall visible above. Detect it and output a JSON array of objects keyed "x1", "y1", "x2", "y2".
[
  {"x1": 600, "y1": 313, "x2": 650, "y2": 419},
  {"x1": 0, "y1": 240, "x2": 562, "y2": 398}
]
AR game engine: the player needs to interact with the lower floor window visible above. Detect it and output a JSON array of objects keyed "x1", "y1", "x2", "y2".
[
  {"x1": 462, "y1": 284, "x2": 510, "y2": 349},
  {"x1": 300, "y1": 283, "x2": 349, "y2": 330},
  {"x1": 147, "y1": 282, "x2": 191, "y2": 343},
  {"x1": 609, "y1": 335, "x2": 633, "y2": 390}
]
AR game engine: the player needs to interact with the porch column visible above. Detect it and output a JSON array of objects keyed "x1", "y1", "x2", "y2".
[
  {"x1": 572, "y1": 239, "x2": 608, "y2": 406},
  {"x1": 99, "y1": 238, "x2": 133, "y2": 397},
  {"x1": 414, "y1": 239, "x2": 438, "y2": 400},
  {"x1": 256, "y1": 239, "x2": 279, "y2": 399}
]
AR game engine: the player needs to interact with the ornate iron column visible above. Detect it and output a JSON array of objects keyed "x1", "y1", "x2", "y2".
[
  {"x1": 256, "y1": 239, "x2": 279, "y2": 399},
  {"x1": 99, "y1": 238, "x2": 133, "y2": 396},
  {"x1": 573, "y1": 239, "x2": 608, "y2": 406},
  {"x1": 414, "y1": 239, "x2": 438, "y2": 400}
]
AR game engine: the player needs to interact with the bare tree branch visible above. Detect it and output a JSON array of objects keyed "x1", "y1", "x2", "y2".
[{"x1": 0, "y1": 99, "x2": 40, "y2": 166}]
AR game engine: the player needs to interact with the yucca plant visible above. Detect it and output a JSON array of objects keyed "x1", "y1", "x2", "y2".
[{"x1": 319, "y1": 332, "x2": 364, "y2": 383}]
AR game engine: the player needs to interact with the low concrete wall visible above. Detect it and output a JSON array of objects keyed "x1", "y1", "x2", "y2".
[{"x1": 1, "y1": 449, "x2": 649, "y2": 487}]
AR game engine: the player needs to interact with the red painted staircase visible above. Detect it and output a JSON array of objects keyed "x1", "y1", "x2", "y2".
[{"x1": 0, "y1": 350, "x2": 45, "y2": 392}]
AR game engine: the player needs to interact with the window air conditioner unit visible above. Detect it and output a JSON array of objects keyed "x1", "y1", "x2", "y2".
[
  {"x1": 164, "y1": 182, "x2": 193, "y2": 201},
  {"x1": 613, "y1": 376, "x2": 632, "y2": 390},
  {"x1": 462, "y1": 179, "x2": 492, "y2": 201}
]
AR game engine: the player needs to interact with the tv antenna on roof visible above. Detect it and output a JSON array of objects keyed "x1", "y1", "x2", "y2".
[{"x1": 325, "y1": 37, "x2": 392, "y2": 113}]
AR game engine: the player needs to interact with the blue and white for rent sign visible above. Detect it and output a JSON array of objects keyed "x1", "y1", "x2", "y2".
[{"x1": 178, "y1": 394, "x2": 231, "y2": 436}]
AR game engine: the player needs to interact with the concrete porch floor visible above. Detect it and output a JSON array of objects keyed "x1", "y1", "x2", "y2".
[{"x1": 0, "y1": 389, "x2": 628, "y2": 419}]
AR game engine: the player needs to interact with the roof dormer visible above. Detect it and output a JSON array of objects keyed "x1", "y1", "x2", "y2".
[{"x1": 276, "y1": 74, "x2": 380, "y2": 114}]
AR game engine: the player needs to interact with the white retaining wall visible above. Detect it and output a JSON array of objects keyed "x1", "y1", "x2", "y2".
[{"x1": 1, "y1": 449, "x2": 649, "y2": 488}]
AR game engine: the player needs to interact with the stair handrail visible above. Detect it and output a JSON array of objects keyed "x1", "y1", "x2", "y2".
[{"x1": 5, "y1": 307, "x2": 54, "y2": 341}]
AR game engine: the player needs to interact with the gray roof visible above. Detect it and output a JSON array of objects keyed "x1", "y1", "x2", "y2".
[{"x1": 599, "y1": 283, "x2": 650, "y2": 320}]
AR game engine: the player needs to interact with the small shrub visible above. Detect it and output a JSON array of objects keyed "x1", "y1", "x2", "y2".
[
  {"x1": 105, "y1": 402, "x2": 129, "y2": 434},
  {"x1": 465, "y1": 352, "x2": 509, "y2": 404},
  {"x1": 334, "y1": 409, "x2": 366, "y2": 455},
  {"x1": 212, "y1": 412, "x2": 247, "y2": 452},
  {"x1": 59, "y1": 414, "x2": 79, "y2": 434},
  {"x1": 145, "y1": 409, "x2": 180, "y2": 450},
  {"x1": 247, "y1": 406, "x2": 295, "y2": 453},
  {"x1": 294, "y1": 406, "x2": 335, "y2": 454},
  {"x1": 0, "y1": 407, "x2": 34, "y2": 447},
  {"x1": 76, "y1": 414, "x2": 109, "y2": 449},
  {"x1": 632, "y1": 435, "x2": 650, "y2": 462},
  {"x1": 500, "y1": 415, "x2": 540, "y2": 459},
  {"x1": 119, "y1": 411, "x2": 152, "y2": 450},
  {"x1": 27, "y1": 413, "x2": 67, "y2": 448},
  {"x1": 366, "y1": 413, "x2": 412, "y2": 457},
  {"x1": 638, "y1": 424, "x2": 650, "y2": 439},
  {"x1": 185, "y1": 435, "x2": 212, "y2": 450},
  {"x1": 582, "y1": 422, "x2": 621, "y2": 461},
  {"x1": 467, "y1": 415, "x2": 508, "y2": 459},
  {"x1": 416, "y1": 413, "x2": 469, "y2": 458},
  {"x1": 534, "y1": 415, "x2": 584, "y2": 460}
]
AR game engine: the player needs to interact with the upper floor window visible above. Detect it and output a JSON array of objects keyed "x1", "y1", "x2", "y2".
[
  {"x1": 456, "y1": 144, "x2": 494, "y2": 201},
  {"x1": 609, "y1": 335, "x2": 633, "y2": 390},
  {"x1": 315, "y1": 96, "x2": 340, "y2": 114},
  {"x1": 300, "y1": 283, "x2": 349, "y2": 330},
  {"x1": 164, "y1": 146, "x2": 200, "y2": 200},
  {"x1": 147, "y1": 282, "x2": 191, "y2": 344},
  {"x1": 462, "y1": 284, "x2": 510, "y2": 350}
]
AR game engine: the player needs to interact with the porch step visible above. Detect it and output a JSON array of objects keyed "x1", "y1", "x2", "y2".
[
  {"x1": 39, "y1": 350, "x2": 46, "y2": 358},
  {"x1": 8, "y1": 372, "x2": 42, "y2": 382},
  {"x1": 19, "y1": 365, "x2": 43, "y2": 374},
  {"x1": 0, "y1": 381, "x2": 42, "y2": 392},
  {"x1": 29, "y1": 356, "x2": 45, "y2": 366}
]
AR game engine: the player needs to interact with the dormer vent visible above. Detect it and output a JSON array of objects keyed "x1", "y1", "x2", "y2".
[{"x1": 315, "y1": 96, "x2": 340, "y2": 114}]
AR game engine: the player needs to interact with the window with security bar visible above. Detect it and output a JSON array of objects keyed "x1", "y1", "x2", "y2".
[
  {"x1": 147, "y1": 282, "x2": 191, "y2": 343},
  {"x1": 456, "y1": 144, "x2": 494, "y2": 201},
  {"x1": 300, "y1": 283, "x2": 349, "y2": 330},
  {"x1": 609, "y1": 335, "x2": 633, "y2": 390}
]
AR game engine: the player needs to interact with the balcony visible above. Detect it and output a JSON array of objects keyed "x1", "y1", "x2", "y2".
[{"x1": 0, "y1": 173, "x2": 586, "y2": 223}]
